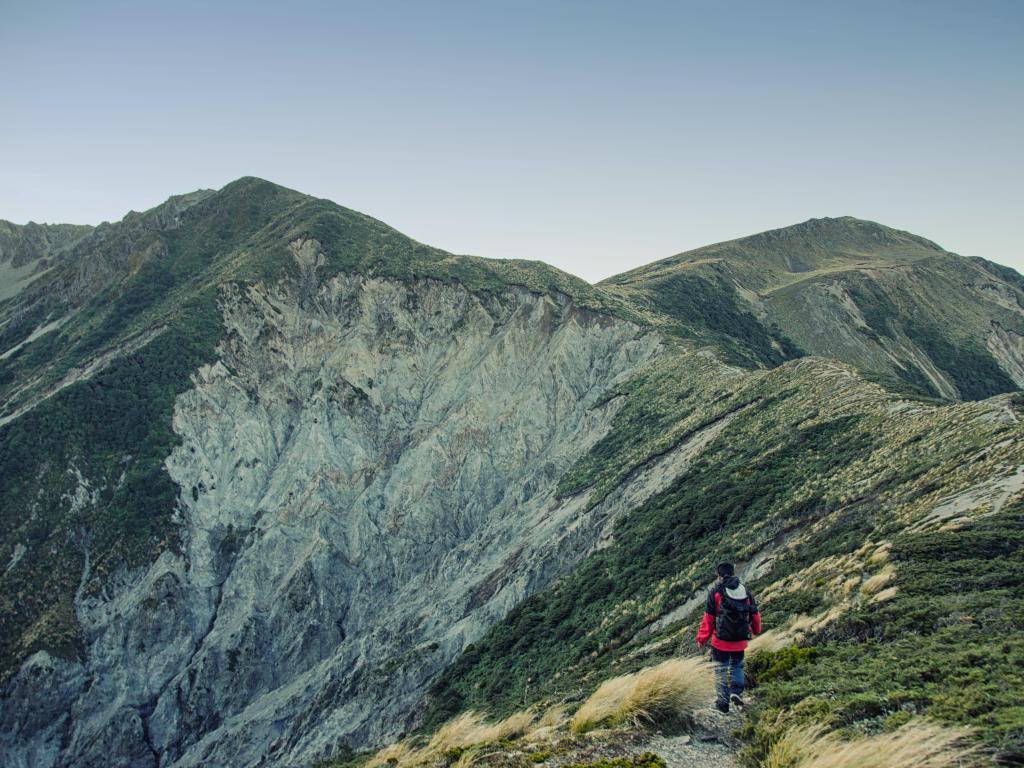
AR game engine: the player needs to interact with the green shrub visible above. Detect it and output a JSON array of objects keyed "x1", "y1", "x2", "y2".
[
  {"x1": 748, "y1": 646, "x2": 818, "y2": 685},
  {"x1": 742, "y1": 509, "x2": 1024, "y2": 766},
  {"x1": 562, "y1": 754, "x2": 666, "y2": 768}
]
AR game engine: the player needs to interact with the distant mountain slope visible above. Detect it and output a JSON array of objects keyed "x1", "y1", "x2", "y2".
[{"x1": 601, "y1": 217, "x2": 1024, "y2": 399}]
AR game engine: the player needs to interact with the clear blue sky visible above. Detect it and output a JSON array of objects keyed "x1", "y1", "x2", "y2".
[{"x1": 2, "y1": 0, "x2": 1021, "y2": 281}]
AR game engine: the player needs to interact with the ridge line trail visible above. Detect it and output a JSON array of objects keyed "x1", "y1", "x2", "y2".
[
  {"x1": 622, "y1": 708, "x2": 743, "y2": 768},
  {"x1": 642, "y1": 707, "x2": 741, "y2": 768}
]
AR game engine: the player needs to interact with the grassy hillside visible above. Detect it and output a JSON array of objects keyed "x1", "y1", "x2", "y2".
[
  {"x1": 601, "y1": 218, "x2": 1024, "y2": 400},
  {"x1": 744, "y1": 506, "x2": 1024, "y2": 764},
  {"x1": 603, "y1": 217, "x2": 945, "y2": 294}
]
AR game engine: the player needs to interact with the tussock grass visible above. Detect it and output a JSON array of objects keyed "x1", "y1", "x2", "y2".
[
  {"x1": 537, "y1": 705, "x2": 567, "y2": 729},
  {"x1": 525, "y1": 706, "x2": 568, "y2": 741},
  {"x1": 570, "y1": 657, "x2": 713, "y2": 734},
  {"x1": 764, "y1": 720, "x2": 978, "y2": 768},
  {"x1": 366, "y1": 709, "x2": 539, "y2": 768},
  {"x1": 494, "y1": 710, "x2": 535, "y2": 740},
  {"x1": 366, "y1": 740, "x2": 414, "y2": 768},
  {"x1": 870, "y1": 585, "x2": 899, "y2": 603},
  {"x1": 426, "y1": 712, "x2": 500, "y2": 755},
  {"x1": 749, "y1": 605, "x2": 848, "y2": 655},
  {"x1": 859, "y1": 566, "x2": 896, "y2": 595},
  {"x1": 867, "y1": 543, "x2": 891, "y2": 565},
  {"x1": 452, "y1": 746, "x2": 489, "y2": 768}
]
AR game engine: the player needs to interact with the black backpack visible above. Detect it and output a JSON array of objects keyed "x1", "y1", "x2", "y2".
[{"x1": 715, "y1": 584, "x2": 754, "y2": 642}]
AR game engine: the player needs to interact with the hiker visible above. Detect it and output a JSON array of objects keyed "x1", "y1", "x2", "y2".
[{"x1": 696, "y1": 562, "x2": 762, "y2": 714}]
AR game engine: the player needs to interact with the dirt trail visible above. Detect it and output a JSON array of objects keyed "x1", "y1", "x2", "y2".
[
  {"x1": 626, "y1": 708, "x2": 743, "y2": 768},
  {"x1": 628, "y1": 733, "x2": 740, "y2": 768},
  {"x1": 530, "y1": 706, "x2": 743, "y2": 768}
]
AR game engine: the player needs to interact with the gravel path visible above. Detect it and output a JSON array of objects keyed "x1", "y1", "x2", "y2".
[
  {"x1": 542, "y1": 705, "x2": 744, "y2": 768},
  {"x1": 625, "y1": 707, "x2": 743, "y2": 768},
  {"x1": 628, "y1": 733, "x2": 740, "y2": 768}
]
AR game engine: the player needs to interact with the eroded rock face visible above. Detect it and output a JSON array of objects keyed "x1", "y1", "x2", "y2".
[
  {"x1": 2, "y1": 272, "x2": 660, "y2": 767},
  {"x1": 988, "y1": 321, "x2": 1024, "y2": 388}
]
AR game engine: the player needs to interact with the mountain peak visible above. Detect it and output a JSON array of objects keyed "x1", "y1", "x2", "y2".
[
  {"x1": 737, "y1": 215, "x2": 944, "y2": 255},
  {"x1": 217, "y1": 175, "x2": 302, "y2": 198},
  {"x1": 602, "y1": 216, "x2": 947, "y2": 290}
]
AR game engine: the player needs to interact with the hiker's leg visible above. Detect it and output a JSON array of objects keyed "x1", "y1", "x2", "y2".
[
  {"x1": 730, "y1": 651, "x2": 745, "y2": 695},
  {"x1": 710, "y1": 648, "x2": 730, "y2": 705}
]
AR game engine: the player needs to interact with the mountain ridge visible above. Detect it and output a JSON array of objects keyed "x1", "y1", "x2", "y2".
[
  {"x1": 602, "y1": 215, "x2": 947, "y2": 291},
  {"x1": 1, "y1": 178, "x2": 1023, "y2": 767},
  {"x1": 13, "y1": 177, "x2": 1022, "y2": 404},
  {"x1": 597, "y1": 213, "x2": 1024, "y2": 399}
]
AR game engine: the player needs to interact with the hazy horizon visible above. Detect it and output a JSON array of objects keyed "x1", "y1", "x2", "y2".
[{"x1": 3, "y1": 0, "x2": 1021, "y2": 282}]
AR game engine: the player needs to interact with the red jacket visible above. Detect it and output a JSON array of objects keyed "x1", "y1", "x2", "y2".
[{"x1": 697, "y1": 585, "x2": 762, "y2": 651}]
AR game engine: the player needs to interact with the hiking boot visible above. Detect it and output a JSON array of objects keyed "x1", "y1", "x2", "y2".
[
  {"x1": 715, "y1": 698, "x2": 730, "y2": 714},
  {"x1": 730, "y1": 693, "x2": 745, "y2": 708}
]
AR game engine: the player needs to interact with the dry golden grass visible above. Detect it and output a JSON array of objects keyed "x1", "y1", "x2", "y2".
[
  {"x1": 494, "y1": 710, "x2": 534, "y2": 740},
  {"x1": 860, "y1": 566, "x2": 896, "y2": 595},
  {"x1": 788, "y1": 613, "x2": 821, "y2": 634},
  {"x1": 365, "y1": 740, "x2": 415, "y2": 768},
  {"x1": 764, "y1": 723, "x2": 818, "y2": 768},
  {"x1": 368, "y1": 709, "x2": 540, "y2": 768},
  {"x1": 452, "y1": 745, "x2": 490, "y2": 768},
  {"x1": 537, "y1": 705, "x2": 567, "y2": 729},
  {"x1": 571, "y1": 675, "x2": 634, "y2": 734},
  {"x1": 570, "y1": 657, "x2": 713, "y2": 734},
  {"x1": 426, "y1": 712, "x2": 499, "y2": 755},
  {"x1": 750, "y1": 604, "x2": 849, "y2": 656},
  {"x1": 525, "y1": 706, "x2": 567, "y2": 741},
  {"x1": 871, "y1": 585, "x2": 899, "y2": 603},
  {"x1": 867, "y1": 543, "x2": 891, "y2": 565},
  {"x1": 524, "y1": 725, "x2": 559, "y2": 743},
  {"x1": 764, "y1": 720, "x2": 978, "y2": 768},
  {"x1": 747, "y1": 627, "x2": 791, "y2": 654}
]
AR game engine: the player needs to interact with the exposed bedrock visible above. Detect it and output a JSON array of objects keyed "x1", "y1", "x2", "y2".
[{"x1": 2, "y1": 272, "x2": 664, "y2": 767}]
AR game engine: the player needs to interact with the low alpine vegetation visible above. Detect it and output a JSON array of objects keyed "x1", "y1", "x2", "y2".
[
  {"x1": 353, "y1": 658, "x2": 711, "y2": 768},
  {"x1": 570, "y1": 658, "x2": 713, "y2": 734},
  {"x1": 560, "y1": 755, "x2": 666, "y2": 768},
  {"x1": 743, "y1": 508, "x2": 1024, "y2": 765},
  {"x1": 364, "y1": 710, "x2": 539, "y2": 768},
  {"x1": 763, "y1": 719, "x2": 977, "y2": 768}
]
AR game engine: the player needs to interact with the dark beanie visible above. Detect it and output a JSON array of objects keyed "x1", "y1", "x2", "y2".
[{"x1": 717, "y1": 562, "x2": 735, "y2": 577}]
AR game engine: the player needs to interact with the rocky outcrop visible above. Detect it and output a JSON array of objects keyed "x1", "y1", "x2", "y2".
[
  {"x1": 987, "y1": 321, "x2": 1024, "y2": 389},
  {"x1": 0, "y1": 221, "x2": 92, "y2": 269},
  {"x1": 0, "y1": 221, "x2": 92, "y2": 302},
  {"x1": 1, "y1": 269, "x2": 661, "y2": 767}
]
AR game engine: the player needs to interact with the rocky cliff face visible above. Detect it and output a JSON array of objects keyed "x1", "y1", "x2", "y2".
[{"x1": 1, "y1": 251, "x2": 661, "y2": 767}]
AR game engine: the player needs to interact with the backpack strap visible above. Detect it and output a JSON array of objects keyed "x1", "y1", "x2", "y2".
[{"x1": 706, "y1": 584, "x2": 722, "y2": 616}]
